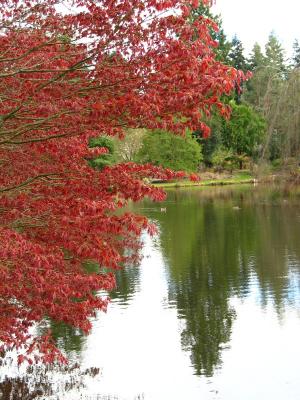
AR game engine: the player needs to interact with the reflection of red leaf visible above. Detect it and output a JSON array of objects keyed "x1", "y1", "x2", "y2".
[{"x1": 17, "y1": 355, "x2": 25, "y2": 365}]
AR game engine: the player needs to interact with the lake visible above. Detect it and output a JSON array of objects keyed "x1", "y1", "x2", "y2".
[{"x1": 2, "y1": 184, "x2": 300, "y2": 399}]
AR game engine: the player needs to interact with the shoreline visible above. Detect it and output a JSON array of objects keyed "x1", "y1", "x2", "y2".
[
  {"x1": 153, "y1": 171, "x2": 256, "y2": 188},
  {"x1": 153, "y1": 168, "x2": 300, "y2": 189}
]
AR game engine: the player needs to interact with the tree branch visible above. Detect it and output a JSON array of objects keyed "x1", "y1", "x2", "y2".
[
  {"x1": 9, "y1": 132, "x2": 75, "y2": 144},
  {"x1": 0, "y1": 174, "x2": 60, "y2": 193}
]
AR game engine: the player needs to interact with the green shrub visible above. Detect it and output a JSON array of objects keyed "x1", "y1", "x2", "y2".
[
  {"x1": 211, "y1": 147, "x2": 234, "y2": 171},
  {"x1": 88, "y1": 136, "x2": 116, "y2": 170},
  {"x1": 136, "y1": 129, "x2": 202, "y2": 172}
]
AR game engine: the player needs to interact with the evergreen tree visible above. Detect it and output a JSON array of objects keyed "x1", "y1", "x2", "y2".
[
  {"x1": 244, "y1": 33, "x2": 286, "y2": 109},
  {"x1": 265, "y1": 32, "x2": 287, "y2": 76},
  {"x1": 228, "y1": 35, "x2": 247, "y2": 71},
  {"x1": 244, "y1": 43, "x2": 266, "y2": 105},
  {"x1": 215, "y1": 29, "x2": 232, "y2": 64},
  {"x1": 228, "y1": 35, "x2": 247, "y2": 103},
  {"x1": 244, "y1": 34, "x2": 296, "y2": 161},
  {"x1": 247, "y1": 42, "x2": 265, "y2": 71},
  {"x1": 197, "y1": 114, "x2": 225, "y2": 166},
  {"x1": 190, "y1": 4, "x2": 232, "y2": 64},
  {"x1": 292, "y1": 39, "x2": 300, "y2": 68}
]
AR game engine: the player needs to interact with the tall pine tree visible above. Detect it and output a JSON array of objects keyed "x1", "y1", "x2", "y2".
[
  {"x1": 265, "y1": 32, "x2": 287, "y2": 76},
  {"x1": 228, "y1": 35, "x2": 247, "y2": 103},
  {"x1": 190, "y1": 4, "x2": 232, "y2": 63},
  {"x1": 247, "y1": 42, "x2": 265, "y2": 71},
  {"x1": 292, "y1": 39, "x2": 300, "y2": 68},
  {"x1": 228, "y1": 35, "x2": 247, "y2": 72}
]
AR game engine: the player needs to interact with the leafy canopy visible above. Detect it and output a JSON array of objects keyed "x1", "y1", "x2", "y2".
[
  {"x1": 222, "y1": 101, "x2": 266, "y2": 157},
  {"x1": 0, "y1": 0, "x2": 243, "y2": 363}
]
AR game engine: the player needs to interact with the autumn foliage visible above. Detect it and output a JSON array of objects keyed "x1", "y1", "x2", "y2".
[{"x1": 0, "y1": 0, "x2": 243, "y2": 363}]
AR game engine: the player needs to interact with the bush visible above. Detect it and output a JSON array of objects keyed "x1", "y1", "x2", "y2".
[
  {"x1": 211, "y1": 147, "x2": 235, "y2": 171},
  {"x1": 88, "y1": 136, "x2": 116, "y2": 170},
  {"x1": 136, "y1": 129, "x2": 203, "y2": 172}
]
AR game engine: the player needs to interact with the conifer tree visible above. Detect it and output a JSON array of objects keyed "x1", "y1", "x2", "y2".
[
  {"x1": 292, "y1": 39, "x2": 300, "y2": 68},
  {"x1": 265, "y1": 32, "x2": 287, "y2": 76},
  {"x1": 247, "y1": 42, "x2": 265, "y2": 71},
  {"x1": 190, "y1": 4, "x2": 232, "y2": 63},
  {"x1": 228, "y1": 35, "x2": 247, "y2": 103},
  {"x1": 228, "y1": 35, "x2": 247, "y2": 72}
]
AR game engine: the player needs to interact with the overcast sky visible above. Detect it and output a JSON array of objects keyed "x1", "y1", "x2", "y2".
[{"x1": 212, "y1": 0, "x2": 300, "y2": 58}]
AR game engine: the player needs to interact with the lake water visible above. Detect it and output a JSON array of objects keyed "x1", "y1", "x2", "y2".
[{"x1": 2, "y1": 184, "x2": 300, "y2": 399}]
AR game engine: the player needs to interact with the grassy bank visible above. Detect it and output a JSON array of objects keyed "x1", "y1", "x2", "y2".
[{"x1": 153, "y1": 171, "x2": 255, "y2": 188}]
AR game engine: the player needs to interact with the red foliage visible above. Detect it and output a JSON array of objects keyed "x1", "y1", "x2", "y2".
[
  {"x1": 0, "y1": 0, "x2": 243, "y2": 362},
  {"x1": 189, "y1": 173, "x2": 200, "y2": 182}
]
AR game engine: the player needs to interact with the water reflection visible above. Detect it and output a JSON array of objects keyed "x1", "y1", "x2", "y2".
[
  {"x1": 0, "y1": 361, "x2": 100, "y2": 400},
  {"x1": 133, "y1": 185, "x2": 300, "y2": 377},
  {"x1": 50, "y1": 321, "x2": 86, "y2": 355},
  {"x1": 110, "y1": 266, "x2": 141, "y2": 306},
  {"x1": 2, "y1": 185, "x2": 300, "y2": 399}
]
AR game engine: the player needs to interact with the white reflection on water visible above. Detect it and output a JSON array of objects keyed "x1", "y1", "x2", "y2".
[
  {"x1": 79, "y1": 234, "x2": 203, "y2": 400},
  {"x1": 215, "y1": 298, "x2": 300, "y2": 400},
  {"x1": 3, "y1": 185, "x2": 300, "y2": 400},
  {"x1": 63, "y1": 233, "x2": 300, "y2": 400}
]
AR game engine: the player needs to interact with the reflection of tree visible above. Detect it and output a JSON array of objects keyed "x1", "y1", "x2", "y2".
[
  {"x1": 135, "y1": 185, "x2": 300, "y2": 376},
  {"x1": 178, "y1": 263, "x2": 236, "y2": 377},
  {"x1": 29, "y1": 185, "x2": 300, "y2": 379},
  {"x1": 154, "y1": 192, "x2": 239, "y2": 376},
  {"x1": 110, "y1": 266, "x2": 141, "y2": 305},
  {"x1": 50, "y1": 320, "x2": 85, "y2": 355},
  {"x1": 33, "y1": 318, "x2": 86, "y2": 360},
  {"x1": 44, "y1": 268, "x2": 141, "y2": 359}
]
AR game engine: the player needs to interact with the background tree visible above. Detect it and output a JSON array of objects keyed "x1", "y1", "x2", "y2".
[
  {"x1": 190, "y1": 3, "x2": 232, "y2": 64},
  {"x1": 242, "y1": 32, "x2": 298, "y2": 161},
  {"x1": 222, "y1": 101, "x2": 266, "y2": 166},
  {"x1": 244, "y1": 43, "x2": 266, "y2": 106},
  {"x1": 292, "y1": 39, "x2": 300, "y2": 68},
  {"x1": 228, "y1": 35, "x2": 247, "y2": 72},
  {"x1": 88, "y1": 136, "x2": 117, "y2": 170},
  {"x1": 260, "y1": 35, "x2": 299, "y2": 160},
  {"x1": 114, "y1": 129, "x2": 146, "y2": 162},
  {"x1": 200, "y1": 102, "x2": 266, "y2": 169},
  {"x1": 264, "y1": 68, "x2": 300, "y2": 160},
  {"x1": 244, "y1": 33, "x2": 286, "y2": 110},
  {"x1": 136, "y1": 130, "x2": 203, "y2": 172},
  {"x1": 247, "y1": 42, "x2": 265, "y2": 71},
  {"x1": 197, "y1": 113, "x2": 225, "y2": 166},
  {"x1": 228, "y1": 35, "x2": 248, "y2": 103},
  {"x1": 265, "y1": 32, "x2": 287, "y2": 77}
]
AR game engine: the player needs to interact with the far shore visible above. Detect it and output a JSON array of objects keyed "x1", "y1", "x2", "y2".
[{"x1": 152, "y1": 168, "x2": 300, "y2": 189}]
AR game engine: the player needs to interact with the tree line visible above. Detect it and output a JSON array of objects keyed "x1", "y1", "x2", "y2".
[{"x1": 113, "y1": 5, "x2": 300, "y2": 172}]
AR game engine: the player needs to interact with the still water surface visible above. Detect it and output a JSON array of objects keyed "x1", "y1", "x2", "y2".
[{"x1": 3, "y1": 184, "x2": 300, "y2": 399}]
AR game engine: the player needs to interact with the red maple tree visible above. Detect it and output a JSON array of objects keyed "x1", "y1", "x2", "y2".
[{"x1": 0, "y1": 0, "x2": 244, "y2": 363}]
